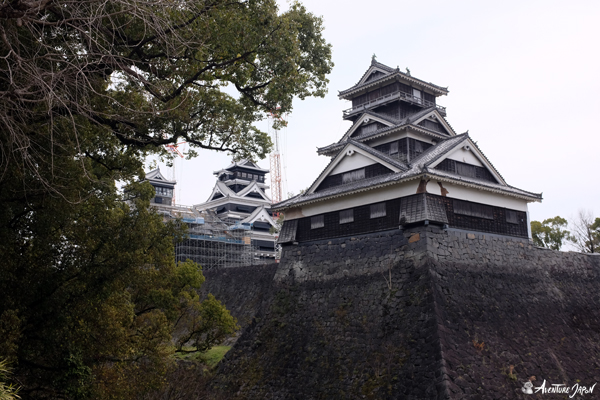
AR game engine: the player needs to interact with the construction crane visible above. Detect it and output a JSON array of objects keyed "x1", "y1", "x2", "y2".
[
  {"x1": 164, "y1": 139, "x2": 186, "y2": 205},
  {"x1": 268, "y1": 111, "x2": 285, "y2": 205}
]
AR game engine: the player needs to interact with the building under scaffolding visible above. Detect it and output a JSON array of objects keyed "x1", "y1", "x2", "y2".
[{"x1": 146, "y1": 168, "x2": 256, "y2": 269}]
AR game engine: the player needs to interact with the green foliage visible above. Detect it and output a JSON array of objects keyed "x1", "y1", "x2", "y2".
[
  {"x1": 0, "y1": 0, "x2": 331, "y2": 398},
  {"x1": 530, "y1": 216, "x2": 570, "y2": 250},
  {"x1": 269, "y1": 213, "x2": 285, "y2": 235},
  {"x1": 1, "y1": 0, "x2": 333, "y2": 178},
  {"x1": 0, "y1": 359, "x2": 20, "y2": 400},
  {"x1": 568, "y1": 210, "x2": 600, "y2": 253},
  {"x1": 201, "y1": 346, "x2": 232, "y2": 368}
]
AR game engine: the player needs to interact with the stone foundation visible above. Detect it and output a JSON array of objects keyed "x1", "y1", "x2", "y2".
[{"x1": 202, "y1": 227, "x2": 600, "y2": 399}]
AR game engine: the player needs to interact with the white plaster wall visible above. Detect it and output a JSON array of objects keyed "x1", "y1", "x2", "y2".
[
  {"x1": 445, "y1": 147, "x2": 483, "y2": 166},
  {"x1": 330, "y1": 152, "x2": 376, "y2": 174},
  {"x1": 292, "y1": 179, "x2": 421, "y2": 217},
  {"x1": 438, "y1": 182, "x2": 529, "y2": 211},
  {"x1": 285, "y1": 179, "x2": 530, "y2": 220}
]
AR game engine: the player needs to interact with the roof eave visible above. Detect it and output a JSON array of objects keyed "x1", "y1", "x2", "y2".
[
  {"x1": 338, "y1": 72, "x2": 449, "y2": 99},
  {"x1": 273, "y1": 171, "x2": 542, "y2": 212}
]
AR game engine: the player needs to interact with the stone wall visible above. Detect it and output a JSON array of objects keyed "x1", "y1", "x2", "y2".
[
  {"x1": 426, "y1": 229, "x2": 600, "y2": 398},
  {"x1": 203, "y1": 227, "x2": 600, "y2": 399}
]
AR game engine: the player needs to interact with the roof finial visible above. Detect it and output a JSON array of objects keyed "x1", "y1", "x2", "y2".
[
  {"x1": 371, "y1": 53, "x2": 377, "y2": 63},
  {"x1": 406, "y1": 67, "x2": 411, "y2": 76}
]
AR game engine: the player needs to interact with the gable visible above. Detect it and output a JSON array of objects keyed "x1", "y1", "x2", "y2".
[
  {"x1": 412, "y1": 110, "x2": 455, "y2": 136},
  {"x1": 330, "y1": 152, "x2": 375, "y2": 175},
  {"x1": 237, "y1": 180, "x2": 271, "y2": 202},
  {"x1": 307, "y1": 143, "x2": 402, "y2": 195},
  {"x1": 340, "y1": 114, "x2": 395, "y2": 143},
  {"x1": 358, "y1": 66, "x2": 391, "y2": 86},
  {"x1": 429, "y1": 139, "x2": 505, "y2": 185}
]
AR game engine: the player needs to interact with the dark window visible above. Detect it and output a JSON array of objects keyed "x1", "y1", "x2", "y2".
[
  {"x1": 435, "y1": 159, "x2": 497, "y2": 183},
  {"x1": 453, "y1": 199, "x2": 493, "y2": 220},
  {"x1": 423, "y1": 92, "x2": 436, "y2": 104},
  {"x1": 408, "y1": 138, "x2": 432, "y2": 161},
  {"x1": 342, "y1": 168, "x2": 365, "y2": 184},
  {"x1": 339, "y1": 209, "x2": 354, "y2": 224},
  {"x1": 456, "y1": 162, "x2": 476, "y2": 178},
  {"x1": 370, "y1": 203, "x2": 386, "y2": 219},
  {"x1": 311, "y1": 215, "x2": 324, "y2": 229},
  {"x1": 418, "y1": 119, "x2": 445, "y2": 134},
  {"x1": 506, "y1": 210, "x2": 519, "y2": 224}
]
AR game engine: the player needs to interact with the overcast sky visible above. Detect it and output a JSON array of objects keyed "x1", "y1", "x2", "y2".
[{"x1": 148, "y1": 0, "x2": 600, "y2": 226}]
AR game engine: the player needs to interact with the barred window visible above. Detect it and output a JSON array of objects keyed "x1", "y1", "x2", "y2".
[
  {"x1": 506, "y1": 210, "x2": 519, "y2": 224},
  {"x1": 342, "y1": 168, "x2": 365, "y2": 184},
  {"x1": 339, "y1": 209, "x2": 354, "y2": 224},
  {"x1": 370, "y1": 202, "x2": 387, "y2": 219},
  {"x1": 453, "y1": 199, "x2": 493, "y2": 220},
  {"x1": 311, "y1": 215, "x2": 324, "y2": 229}
]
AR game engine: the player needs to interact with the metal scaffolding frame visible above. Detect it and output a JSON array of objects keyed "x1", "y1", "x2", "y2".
[{"x1": 153, "y1": 204, "x2": 255, "y2": 269}]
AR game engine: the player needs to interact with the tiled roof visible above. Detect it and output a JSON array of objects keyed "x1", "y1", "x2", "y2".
[
  {"x1": 146, "y1": 168, "x2": 176, "y2": 184},
  {"x1": 348, "y1": 140, "x2": 409, "y2": 171},
  {"x1": 317, "y1": 107, "x2": 449, "y2": 156},
  {"x1": 214, "y1": 159, "x2": 269, "y2": 174},
  {"x1": 273, "y1": 133, "x2": 541, "y2": 211},
  {"x1": 409, "y1": 134, "x2": 469, "y2": 168},
  {"x1": 339, "y1": 60, "x2": 448, "y2": 97}
]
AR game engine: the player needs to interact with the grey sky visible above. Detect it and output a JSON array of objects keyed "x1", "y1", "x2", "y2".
[{"x1": 149, "y1": 0, "x2": 600, "y2": 225}]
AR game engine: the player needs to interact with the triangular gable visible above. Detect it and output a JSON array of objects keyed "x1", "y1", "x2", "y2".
[
  {"x1": 146, "y1": 168, "x2": 175, "y2": 184},
  {"x1": 237, "y1": 180, "x2": 272, "y2": 202},
  {"x1": 357, "y1": 65, "x2": 393, "y2": 86},
  {"x1": 243, "y1": 160, "x2": 258, "y2": 168},
  {"x1": 339, "y1": 113, "x2": 396, "y2": 143},
  {"x1": 206, "y1": 181, "x2": 234, "y2": 202},
  {"x1": 428, "y1": 137, "x2": 506, "y2": 185},
  {"x1": 241, "y1": 205, "x2": 277, "y2": 227},
  {"x1": 306, "y1": 142, "x2": 403, "y2": 195},
  {"x1": 410, "y1": 109, "x2": 455, "y2": 136}
]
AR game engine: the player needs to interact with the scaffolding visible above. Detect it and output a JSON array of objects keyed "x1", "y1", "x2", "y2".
[{"x1": 153, "y1": 204, "x2": 255, "y2": 269}]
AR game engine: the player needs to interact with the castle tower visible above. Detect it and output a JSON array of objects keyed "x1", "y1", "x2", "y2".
[
  {"x1": 274, "y1": 58, "x2": 542, "y2": 244},
  {"x1": 195, "y1": 159, "x2": 278, "y2": 262}
]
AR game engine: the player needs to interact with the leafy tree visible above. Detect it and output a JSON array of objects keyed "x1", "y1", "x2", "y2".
[
  {"x1": 569, "y1": 210, "x2": 600, "y2": 253},
  {"x1": 530, "y1": 216, "x2": 570, "y2": 250},
  {"x1": 0, "y1": 0, "x2": 331, "y2": 398},
  {"x1": 0, "y1": 0, "x2": 333, "y2": 191}
]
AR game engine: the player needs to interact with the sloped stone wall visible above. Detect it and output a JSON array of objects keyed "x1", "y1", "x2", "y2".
[
  {"x1": 210, "y1": 230, "x2": 446, "y2": 399},
  {"x1": 202, "y1": 227, "x2": 600, "y2": 399},
  {"x1": 426, "y1": 229, "x2": 600, "y2": 399}
]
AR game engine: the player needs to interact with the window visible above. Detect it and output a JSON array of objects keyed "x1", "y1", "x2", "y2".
[
  {"x1": 311, "y1": 215, "x2": 324, "y2": 229},
  {"x1": 339, "y1": 209, "x2": 354, "y2": 224},
  {"x1": 412, "y1": 88, "x2": 422, "y2": 104},
  {"x1": 342, "y1": 168, "x2": 365, "y2": 184},
  {"x1": 453, "y1": 199, "x2": 493, "y2": 220},
  {"x1": 155, "y1": 187, "x2": 173, "y2": 197},
  {"x1": 506, "y1": 210, "x2": 519, "y2": 224},
  {"x1": 370, "y1": 202, "x2": 386, "y2": 219},
  {"x1": 389, "y1": 141, "x2": 399, "y2": 155}
]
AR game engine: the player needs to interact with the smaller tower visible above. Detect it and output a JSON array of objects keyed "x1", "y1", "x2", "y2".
[{"x1": 146, "y1": 168, "x2": 176, "y2": 206}]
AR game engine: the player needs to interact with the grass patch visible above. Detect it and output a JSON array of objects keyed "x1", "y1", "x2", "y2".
[{"x1": 174, "y1": 346, "x2": 231, "y2": 368}]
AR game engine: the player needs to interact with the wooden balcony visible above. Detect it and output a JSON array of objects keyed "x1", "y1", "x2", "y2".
[{"x1": 343, "y1": 91, "x2": 446, "y2": 118}]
